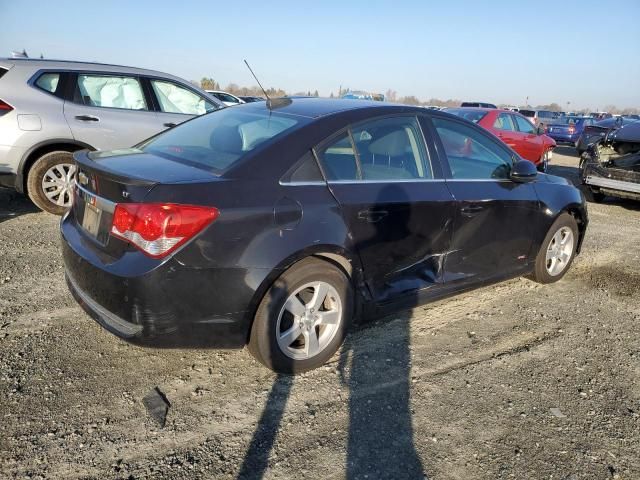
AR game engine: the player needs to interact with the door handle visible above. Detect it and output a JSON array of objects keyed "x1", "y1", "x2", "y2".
[
  {"x1": 357, "y1": 209, "x2": 388, "y2": 223},
  {"x1": 163, "y1": 122, "x2": 177, "y2": 128},
  {"x1": 460, "y1": 204, "x2": 484, "y2": 217},
  {"x1": 75, "y1": 115, "x2": 99, "y2": 122}
]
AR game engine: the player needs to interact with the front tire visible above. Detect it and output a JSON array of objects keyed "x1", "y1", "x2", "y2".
[
  {"x1": 530, "y1": 213, "x2": 579, "y2": 284},
  {"x1": 537, "y1": 150, "x2": 550, "y2": 172},
  {"x1": 26, "y1": 151, "x2": 76, "y2": 215},
  {"x1": 248, "y1": 258, "x2": 353, "y2": 373}
]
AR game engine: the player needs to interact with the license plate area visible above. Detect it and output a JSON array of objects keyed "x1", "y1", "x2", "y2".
[{"x1": 82, "y1": 201, "x2": 102, "y2": 237}]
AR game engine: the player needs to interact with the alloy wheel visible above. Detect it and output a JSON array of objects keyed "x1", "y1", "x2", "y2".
[
  {"x1": 545, "y1": 226, "x2": 574, "y2": 276},
  {"x1": 276, "y1": 281, "x2": 342, "y2": 360}
]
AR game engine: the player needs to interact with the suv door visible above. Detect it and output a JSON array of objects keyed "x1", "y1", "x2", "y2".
[
  {"x1": 429, "y1": 116, "x2": 540, "y2": 283},
  {"x1": 148, "y1": 78, "x2": 217, "y2": 130},
  {"x1": 63, "y1": 72, "x2": 160, "y2": 149},
  {"x1": 314, "y1": 115, "x2": 456, "y2": 302}
]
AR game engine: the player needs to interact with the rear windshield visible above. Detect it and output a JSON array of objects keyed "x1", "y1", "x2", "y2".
[
  {"x1": 519, "y1": 110, "x2": 535, "y2": 117},
  {"x1": 554, "y1": 117, "x2": 585, "y2": 125},
  {"x1": 445, "y1": 108, "x2": 488, "y2": 123},
  {"x1": 140, "y1": 108, "x2": 301, "y2": 173}
]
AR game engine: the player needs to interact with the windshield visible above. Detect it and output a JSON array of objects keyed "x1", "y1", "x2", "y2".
[
  {"x1": 445, "y1": 108, "x2": 488, "y2": 123},
  {"x1": 140, "y1": 108, "x2": 301, "y2": 173}
]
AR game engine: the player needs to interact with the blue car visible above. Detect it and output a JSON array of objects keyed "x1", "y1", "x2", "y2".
[
  {"x1": 546, "y1": 117, "x2": 597, "y2": 146},
  {"x1": 546, "y1": 117, "x2": 596, "y2": 146}
]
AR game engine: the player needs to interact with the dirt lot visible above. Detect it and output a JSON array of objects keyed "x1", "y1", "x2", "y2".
[{"x1": 1, "y1": 148, "x2": 639, "y2": 480}]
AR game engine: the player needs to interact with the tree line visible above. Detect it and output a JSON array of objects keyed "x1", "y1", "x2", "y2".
[{"x1": 194, "y1": 77, "x2": 639, "y2": 114}]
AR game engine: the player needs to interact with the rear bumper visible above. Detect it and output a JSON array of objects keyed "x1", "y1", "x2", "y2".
[
  {"x1": 61, "y1": 214, "x2": 263, "y2": 348},
  {"x1": 547, "y1": 133, "x2": 579, "y2": 144}
]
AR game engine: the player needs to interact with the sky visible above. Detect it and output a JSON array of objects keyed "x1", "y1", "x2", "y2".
[{"x1": 1, "y1": 0, "x2": 639, "y2": 110}]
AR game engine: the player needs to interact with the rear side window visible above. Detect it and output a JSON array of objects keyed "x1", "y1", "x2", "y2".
[
  {"x1": 317, "y1": 116, "x2": 431, "y2": 181},
  {"x1": 151, "y1": 80, "x2": 215, "y2": 115},
  {"x1": 74, "y1": 74, "x2": 148, "y2": 110},
  {"x1": 514, "y1": 115, "x2": 536, "y2": 134},
  {"x1": 493, "y1": 113, "x2": 516, "y2": 131},
  {"x1": 140, "y1": 108, "x2": 300, "y2": 173},
  {"x1": 433, "y1": 117, "x2": 512, "y2": 180},
  {"x1": 0, "y1": 67, "x2": 8, "y2": 79},
  {"x1": 35, "y1": 72, "x2": 60, "y2": 93}
]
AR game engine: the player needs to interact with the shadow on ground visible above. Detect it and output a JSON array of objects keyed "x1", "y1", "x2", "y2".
[{"x1": 0, "y1": 188, "x2": 40, "y2": 224}]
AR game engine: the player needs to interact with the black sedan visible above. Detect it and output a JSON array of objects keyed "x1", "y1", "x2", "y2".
[{"x1": 61, "y1": 99, "x2": 588, "y2": 373}]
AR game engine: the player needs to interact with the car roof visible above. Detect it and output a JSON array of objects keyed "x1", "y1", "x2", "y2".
[
  {"x1": 0, "y1": 57, "x2": 182, "y2": 78},
  {"x1": 239, "y1": 97, "x2": 425, "y2": 119}
]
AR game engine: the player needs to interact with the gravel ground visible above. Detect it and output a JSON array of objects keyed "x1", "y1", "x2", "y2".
[{"x1": 1, "y1": 148, "x2": 639, "y2": 480}]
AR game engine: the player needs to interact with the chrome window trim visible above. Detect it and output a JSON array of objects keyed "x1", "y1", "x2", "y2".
[
  {"x1": 326, "y1": 178, "x2": 447, "y2": 185},
  {"x1": 279, "y1": 180, "x2": 327, "y2": 186}
]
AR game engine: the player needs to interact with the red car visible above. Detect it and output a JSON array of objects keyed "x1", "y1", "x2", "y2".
[{"x1": 445, "y1": 108, "x2": 556, "y2": 171}]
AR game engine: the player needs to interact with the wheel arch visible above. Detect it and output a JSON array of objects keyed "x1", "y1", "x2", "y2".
[
  {"x1": 17, "y1": 139, "x2": 95, "y2": 193},
  {"x1": 242, "y1": 245, "x2": 365, "y2": 343},
  {"x1": 562, "y1": 205, "x2": 588, "y2": 254}
]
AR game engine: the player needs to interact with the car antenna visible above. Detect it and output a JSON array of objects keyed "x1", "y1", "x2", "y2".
[{"x1": 244, "y1": 59, "x2": 272, "y2": 108}]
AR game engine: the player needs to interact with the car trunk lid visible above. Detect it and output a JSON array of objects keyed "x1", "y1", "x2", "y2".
[{"x1": 71, "y1": 148, "x2": 218, "y2": 250}]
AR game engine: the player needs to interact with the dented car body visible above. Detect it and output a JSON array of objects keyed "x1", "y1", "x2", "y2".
[{"x1": 581, "y1": 121, "x2": 640, "y2": 201}]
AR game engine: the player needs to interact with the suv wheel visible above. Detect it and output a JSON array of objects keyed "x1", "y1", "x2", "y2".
[
  {"x1": 530, "y1": 213, "x2": 578, "y2": 284},
  {"x1": 248, "y1": 258, "x2": 353, "y2": 373},
  {"x1": 27, "y1": 151, "x2": 76, "y2": 215}
]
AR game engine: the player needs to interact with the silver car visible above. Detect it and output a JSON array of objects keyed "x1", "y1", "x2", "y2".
[{"x1": 0, "y1": 58, "x2": 222, "y2": 214}]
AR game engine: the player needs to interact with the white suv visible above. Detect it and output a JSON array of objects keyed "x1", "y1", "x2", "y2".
[{"x1": 0, "y1": 58, "x2": 222, "y2": 214}]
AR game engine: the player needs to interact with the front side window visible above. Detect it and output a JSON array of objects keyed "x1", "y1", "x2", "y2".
[
  {"x1": 75, "y1": 75, "x2": 147, "y2": 110},
  {"x1": 317, "y1": 116, "x2": 431, "y2": 181},
  {"x1": 35, "y1": 73, "x2": 60, "y2": 93},
  {"x1": 433, "y1": 117, "x2": 513, "y2": 180},
  {"x1": 140, "y1": 108, "x2": 300, "y2": 173},
  {"x1": 493, "y1": 113, "x2": 516, "y2": 131},
  {"x1": 151, "y1": 80, "x2": 215, "y2": 115},
  {"x1": 514, "y1": 115, "x2": 536, "y2": 134}
]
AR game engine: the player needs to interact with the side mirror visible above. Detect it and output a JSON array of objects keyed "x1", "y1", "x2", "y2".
[
  {"x1": 511, "y1": 160, "x2": 538, "y2": 182},
  {"x1": 536, "y1": 125, "x2": 546, "y2": 135}
]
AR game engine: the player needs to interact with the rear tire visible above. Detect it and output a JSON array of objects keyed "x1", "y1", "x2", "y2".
[
  {"x1": 585, "y1": 188, "x2": 605, "y2": 203},
  {"x1": 248, "y1": 258, "x2": 353, "y2": 374},
  {"x1": 530, "y1": 213, "x2": 579, "y2": 284},
  {"x1": 26, "y1": 151, "x2": 76, "y2": 215}
]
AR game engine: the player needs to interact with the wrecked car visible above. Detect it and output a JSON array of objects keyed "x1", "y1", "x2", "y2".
[{"x1": 580, "y1": 121, "x2": 640, "y2": 202}]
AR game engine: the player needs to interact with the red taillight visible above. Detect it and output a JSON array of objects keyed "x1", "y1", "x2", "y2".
[
  {"x1": 110, "y1": 203, "x2": 219, "y2": 258},
  {"x1": 0, "y1": 99, "x2": 13, "y2": 114}
]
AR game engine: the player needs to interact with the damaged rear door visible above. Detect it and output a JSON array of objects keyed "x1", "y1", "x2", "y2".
[{"x1": 314, "y1": 115, "x2": 456, "y2": 302}]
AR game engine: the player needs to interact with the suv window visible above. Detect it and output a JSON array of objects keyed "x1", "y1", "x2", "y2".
[
  {"x1": 317, "y1": 116, "x2": 431, "y2": 181},
  {"x1": 35, "y1": 72, "x2": 60, "y2": 93},
  {"x1": 493, "y1": 113, "x2": 516, "y2": 131},
  {"x1": 151, "y1": 80, "x2": 215, "y2": 115},
  {"x1": 74, "y1": 74, "x2": 147, "y2": 110},
  {"x1": 514, "y1": 115, "x2": 536, "y2": 134},
  {"x1": 432, "y1": 117, "x2": 512, "y2": 180}
]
